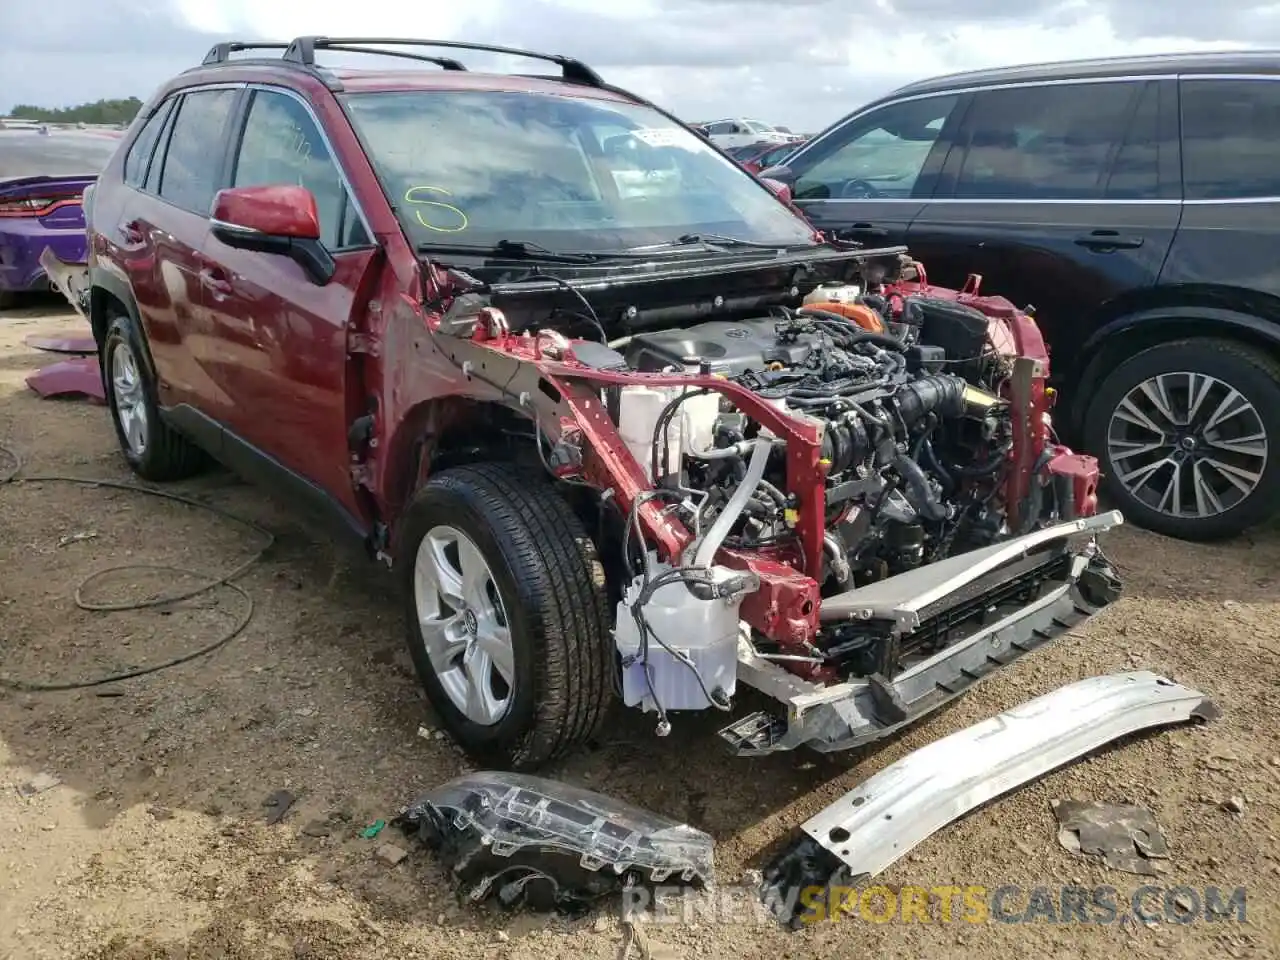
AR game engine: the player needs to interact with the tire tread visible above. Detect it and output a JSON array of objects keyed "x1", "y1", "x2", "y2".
[{"x1": 403, "y1": 462, "x2": 613, "y2": 769}]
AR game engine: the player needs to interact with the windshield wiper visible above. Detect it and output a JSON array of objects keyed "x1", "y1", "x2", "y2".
[
  {"x1": 628, "y1": 233, "x2": 808, "y2": 253},
  {"x1": 417, "y1": 239, "x2": 604, "y2": 264}
]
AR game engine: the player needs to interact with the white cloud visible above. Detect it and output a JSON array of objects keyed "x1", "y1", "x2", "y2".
[{"x1": 1, "y1": 0, "x2": 1270, "y2": 132}]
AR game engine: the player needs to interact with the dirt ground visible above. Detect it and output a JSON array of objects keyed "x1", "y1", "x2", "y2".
[{"x1": 0, "y1": 300, "x2": 1277, "y2": 960}]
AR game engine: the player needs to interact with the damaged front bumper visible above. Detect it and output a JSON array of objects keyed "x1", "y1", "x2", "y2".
[
  {"x1": 38, "y1": 247, "x2": 90, "y2": 321},
  {"x1": 721, "y1": 510, "x2": 1125, "y2": 756},
  {"x1": 761, "y1": 669, "x2": 1218, "y2": 925}
]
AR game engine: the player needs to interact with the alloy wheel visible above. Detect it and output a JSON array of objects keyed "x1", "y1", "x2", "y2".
[
  {"x1": 412, "y1": 525, "x2": 515, "y2": 725},
  {"x1": 110, "y1": 341, "x2": 148, "y2": 457},
  {"x1": 1106, "y1": 371, "x2": 1269, "y2": 519}
]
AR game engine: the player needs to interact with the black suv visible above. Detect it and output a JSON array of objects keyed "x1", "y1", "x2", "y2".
[{"x1": 762, "y1": 51, "x2": 1280, "y2": 541}]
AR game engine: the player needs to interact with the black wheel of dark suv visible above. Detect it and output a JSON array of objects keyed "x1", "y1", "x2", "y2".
[
  {"x1": 103, "y1": 313, "x2": 207, "y2": 482},
  {"x1": 1084, "y1": 337, "x2": 1280, "y2": 541}
]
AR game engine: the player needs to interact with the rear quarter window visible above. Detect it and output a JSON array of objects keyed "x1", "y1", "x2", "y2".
[
  {"x1": 123, "y1": 100, "x2": 175, "y2": 188},
  {"x1": 1181, "y1": 78, "x2": 1280, "y2": 200}
]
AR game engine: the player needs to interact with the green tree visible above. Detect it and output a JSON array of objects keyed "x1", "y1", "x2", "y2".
[{"x1": 9, "y1": 97, "x2": 143, "y2": 126}]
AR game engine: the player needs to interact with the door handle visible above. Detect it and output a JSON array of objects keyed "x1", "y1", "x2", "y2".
[
  {"x1": 118, "y1": 220, "x2": 144, "y2": 244},
  {"x1": 1074, "y1": 230, "x2": 1144, "y2": 251},
  {"x1": 199, "y1": 267, "x2": 234, "y2": 300}
]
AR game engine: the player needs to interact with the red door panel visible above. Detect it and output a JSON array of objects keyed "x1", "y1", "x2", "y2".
[
  {"x1": 199, "y1": 236, "x2": 378, "y2": 511},
  {"x1": 111, "y1": 192, "x2": 213, "y2": 412}
]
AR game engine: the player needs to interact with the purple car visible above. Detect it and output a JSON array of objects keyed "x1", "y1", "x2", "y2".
[{"x1": 0, "y1": 174, "x2": 100, "y2": 308}]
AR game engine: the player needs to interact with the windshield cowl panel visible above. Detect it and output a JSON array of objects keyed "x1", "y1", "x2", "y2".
[{"x1": 341, "y1": 89, "x2": 817, "y2": 257}]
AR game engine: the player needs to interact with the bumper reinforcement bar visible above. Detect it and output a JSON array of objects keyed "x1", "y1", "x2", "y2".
[{"x1": 760, "y1": 670, "x2": 1219, "y2": 927}]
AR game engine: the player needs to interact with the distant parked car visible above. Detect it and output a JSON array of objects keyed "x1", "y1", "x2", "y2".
[
  {"x1": 760, "y1": 51, "x2": 1280, "y2": 541},
  {"x1": 0, "y1": 175, "x2": 97, "y2": 309},
  {"x1": 701, "y1": 118, "x2": 792, "y2": 150},
  {"x1": 728, "y1": 139, "x2": 807, "y2": 174}
]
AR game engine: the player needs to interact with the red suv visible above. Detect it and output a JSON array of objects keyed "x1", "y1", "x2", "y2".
[{"x1": 56, "y1": 37, "x2": 1122, "y2": 771}]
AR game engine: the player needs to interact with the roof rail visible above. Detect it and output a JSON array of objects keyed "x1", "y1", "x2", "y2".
[
  {"x1": 202, "y1": 41, "x2": 291, "y2": 65},
  {"x1": 308, "y1": 43, "x2": 467, "y2": 72},
  {"x1": 281, "y1": 36, "x2": 604, "y2": 86}
]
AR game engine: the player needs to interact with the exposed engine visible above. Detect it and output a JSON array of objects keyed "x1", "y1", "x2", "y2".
[
  {"x1": 621, "y1": 292, "x2": 1013, "y2": 590},
  {"x1": 603, "y1": 281, "x2": 1088, "y2": 705}
]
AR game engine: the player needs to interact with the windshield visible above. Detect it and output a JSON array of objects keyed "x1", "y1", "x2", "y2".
[
  {"x1": 744, "y1": 120, "x2": 775, "y2": 134},
  {"x1": 340, "y1": 90, "x2": 816, "y2": 253}
]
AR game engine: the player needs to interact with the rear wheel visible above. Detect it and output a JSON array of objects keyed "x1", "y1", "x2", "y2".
[
  {"x1": 395, "y1": 462, "x2": 614, "y2": 770},
  {"x1": 1084, "y1": 337, "x2": 1280, "y2": 541},
  {"x1": 103, "y1": 313, "x2": 206, "y2": 481}
]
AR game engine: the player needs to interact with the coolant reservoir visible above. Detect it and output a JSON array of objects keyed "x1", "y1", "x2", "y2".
[
  {"x1": 618, "y1": 386, "x2": 678, "y2": 482},
  {"x1": 613, "y1": 564, "x2": 744, "y2": 712},
  {"x1": 618, "y1": 386, "x2": 721, "y2": 481},
  {"x1": 804, "y1": 282, "x2": 861, "y2": 305},
  {"x1": 681, "y1": 391, "x2": 721, "y2": 457}
]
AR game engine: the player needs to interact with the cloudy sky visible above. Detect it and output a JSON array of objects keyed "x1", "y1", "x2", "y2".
[{"x1": 2, "y1": 0, "x2": 1271, "y2": 130}]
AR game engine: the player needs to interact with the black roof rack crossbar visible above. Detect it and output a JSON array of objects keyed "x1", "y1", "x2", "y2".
[
  {"x1": 282, "y1": 36, "x2": 604, "y2": 86},
  {"x1": 202, "y1": 42, "x2": 291, "y2": 65},
  {"x1": 316, "y1": 44, "x2": 467, "y2": 72}
]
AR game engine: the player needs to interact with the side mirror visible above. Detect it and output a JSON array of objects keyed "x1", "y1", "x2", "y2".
[
  {"x1": 210, "y1": 185, "x2": 335, "y2": 286},
  {"x1": 761, "y1": 177, "x2": 793, "y2": 205},
  {"x1": 758, "y1": 164, "x2": 793, "y2": 183}
]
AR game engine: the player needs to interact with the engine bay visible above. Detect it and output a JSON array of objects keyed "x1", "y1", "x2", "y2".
[
  {"x1": 424, "y1": 248, "x2": 1111, "y2": 742},
  {"x1": 604, "y1": 285, "x2": 1061, "y2": 682}
]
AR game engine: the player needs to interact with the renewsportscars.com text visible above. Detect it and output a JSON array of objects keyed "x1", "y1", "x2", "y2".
[{"x1": 621, "y1": 883, "x2": 1248, "y2": 927}]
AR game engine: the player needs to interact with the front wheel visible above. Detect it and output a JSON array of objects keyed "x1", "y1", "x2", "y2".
[
  {"x1": 395, "y1": 462, "x2": 614, "y2": 770},
  {"x1": 1084, "y1": 337, "x2": 1280, "y2": 541}
]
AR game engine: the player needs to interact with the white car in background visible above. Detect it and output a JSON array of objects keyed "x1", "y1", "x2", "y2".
[{"x1": 698, "y1": 118, "x2": 793, "y2": 150}]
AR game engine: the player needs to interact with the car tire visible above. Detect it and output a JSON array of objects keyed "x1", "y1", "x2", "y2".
[
  {"x1": 1084, "y1": 337, "x2": 1280, "y2": 541},
  {"x1": 103, "y1": 313, "x2": 206, "y2": 482},
  {"x1": 395, "y1": 461, "x2": 614, "y2": 770}
]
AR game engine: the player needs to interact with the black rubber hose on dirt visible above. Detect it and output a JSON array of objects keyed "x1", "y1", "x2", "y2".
[{"x1": 0, "y1": 441, "x2": 272, "y2": 692}]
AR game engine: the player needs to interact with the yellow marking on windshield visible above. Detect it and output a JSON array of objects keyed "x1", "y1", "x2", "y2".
[{"x1": 404, "y1": 185, "x2": 469, "y2": 233}]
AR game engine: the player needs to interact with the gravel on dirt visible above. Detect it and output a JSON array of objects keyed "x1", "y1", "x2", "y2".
[{"x1": 1, "y1": 304, "x2": 1277, "y2": 960}]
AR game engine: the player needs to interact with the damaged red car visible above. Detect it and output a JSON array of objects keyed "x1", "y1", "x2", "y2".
[{"x1": 46, "y1": 37, "x2": 1123, "y2": 771}]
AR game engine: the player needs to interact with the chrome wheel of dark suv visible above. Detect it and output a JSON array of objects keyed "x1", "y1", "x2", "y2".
[
  {"x1": 1106, "y1": 371, "x2": 1268, "y2": 519},
  {"x1": 1086, "y1": 338, "x2": 1280, "y2": 541}
]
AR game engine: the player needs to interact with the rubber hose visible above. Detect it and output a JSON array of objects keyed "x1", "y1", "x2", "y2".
[
  {"x1": 692, "y1": 439, "x2": 772, "y2": 567},
  {"x1": 893, "y1": 453, "x2": 947, "y2": 522}
]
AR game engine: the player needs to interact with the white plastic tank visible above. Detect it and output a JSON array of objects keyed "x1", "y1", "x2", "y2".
[
  {"x1": 617, "y1": 386, "x2": 721, "y2": 482},
  {"x1": 613, "y1": 564, "x2": 744, "y2": 713},
  {"x1": 804, "y1": 282, "x2": 861, "y2": 305}
]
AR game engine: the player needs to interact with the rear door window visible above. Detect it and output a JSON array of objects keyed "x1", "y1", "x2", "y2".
[
  {"x1": 231, "y1": 88, "x2": 368, "y2": 248},
  {"x1": 1181, "y1": 78, "x2": 1280, "y2": 200},
  {"x1": 157, "y1": 88, "x2": 237, "y2": 215},
  {"x1": 123, "y1": 100, "x2": 175, "y2": 188},
  {"x1": 951, "y1": 81, "x2": 1143, "y2": 200},
  {"x1": 1103, "y1": 80, "x2": 1164, "y2": 200}
]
